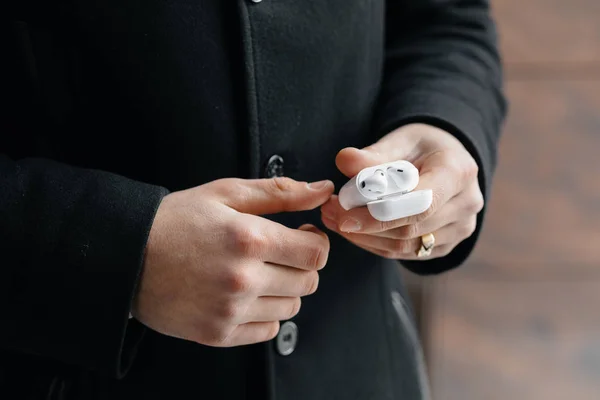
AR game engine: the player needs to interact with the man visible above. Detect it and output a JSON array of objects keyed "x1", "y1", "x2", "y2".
[{"x1": 2, "y1": 0, "x2": 506, "y2": 399}]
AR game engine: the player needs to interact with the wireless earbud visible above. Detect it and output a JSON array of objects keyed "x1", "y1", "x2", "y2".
[
  {"x1": 360, "y1": 169, "x2": 388, "y2": 193},
  {"x1": 338, "y1": 160, "x2": 432, "y2": 221},
  {"x1": 385, "y1": 165, "x2": 416, "y2": 190}
]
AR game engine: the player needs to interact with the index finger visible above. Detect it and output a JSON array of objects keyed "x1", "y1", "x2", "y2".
[{"x1": 260, "y1": 220, "x2": 331, "y2": 271}]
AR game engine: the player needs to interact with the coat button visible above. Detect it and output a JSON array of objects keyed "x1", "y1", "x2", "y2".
[
  {"x1": 265, "y1": 155, "x2": 284, "y2": 178},
  {"x1": 250, "y1": 0, "x2": 262, "y2": 3},
  {"x1": 276, "y1": 321, "x2": 298, "y2": 356}
]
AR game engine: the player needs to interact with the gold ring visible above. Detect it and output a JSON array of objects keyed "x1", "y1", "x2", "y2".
[{"x1": 417, "y1": 233, "x2": 435, "y2": 258}]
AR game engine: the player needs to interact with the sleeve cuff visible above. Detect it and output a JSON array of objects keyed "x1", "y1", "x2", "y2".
[
  {"x1": 1, "y1": 158, "x2": 170, "y2": 378},
  {"x1": 92, "y1": 182, "x2": 170, "y2": 379}
]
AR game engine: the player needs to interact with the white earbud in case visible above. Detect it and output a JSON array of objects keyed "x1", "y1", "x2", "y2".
[{"x1": 338, "y1": 160, "x2": 433, "y2": 222}]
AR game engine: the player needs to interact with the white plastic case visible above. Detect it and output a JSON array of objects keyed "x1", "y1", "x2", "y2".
[{"x1": 338, "y1": 160, "x2": 433, "y2": 222}]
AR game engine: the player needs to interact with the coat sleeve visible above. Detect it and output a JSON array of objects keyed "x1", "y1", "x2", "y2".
[
  {"x1": 0, "y1": 154, "x2": 169, "y2": 378},
  {"x1": 372, "y1": 0, "x2": 508, "y2": 275},
  {"x1": 0, "y1": 18, "x2": 170, "y2": 379}
]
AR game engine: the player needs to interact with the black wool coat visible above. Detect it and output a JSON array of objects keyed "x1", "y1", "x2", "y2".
[{"x1": 1, "y1": 0, "x2": 506, "y2": 399}]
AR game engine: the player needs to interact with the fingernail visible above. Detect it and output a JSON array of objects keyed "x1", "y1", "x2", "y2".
[
  {"x1": 340, "y1": 218, "x2": 361, "y2": 232},
  {"x1": 308, "y1": 180, "x2": 332, "y2": 190}
]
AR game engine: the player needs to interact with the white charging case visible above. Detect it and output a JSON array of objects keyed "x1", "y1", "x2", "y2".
[{"x1": 338, "y1": 160, "x2": 433, "y2": 222}]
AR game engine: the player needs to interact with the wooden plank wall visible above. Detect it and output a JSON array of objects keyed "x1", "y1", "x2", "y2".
[{"x1": 404, "y1": 1, "x2": 600, "y2": 399}]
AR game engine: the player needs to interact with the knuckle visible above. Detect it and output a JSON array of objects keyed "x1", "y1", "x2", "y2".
[
  {"x1": 392, "y1": 239, "x2": 412, "y2": 254},
  {"x1": 455, "y1": 224, "x2": 469, "y2": 239},
  {"x1": 217, "y1": 299, "x2": 243, "y2": 320},
  {"x1": 212, "y1": 178, "x2": 245, "y2": 200},
  {"x1": 464, "y1": 157, "x2": 480, "y2": 180},
  {"x1": 466, "y1": 218, "x2": 478, "y2": 237},
  {"x1": 469, "y1": 191, "x2": 485, "y2": 214},
  {"x1": 379, "y1": 220, "x2": 397, "y2": 232},
  {"x1": 211, "y1": 177, "x2": 234, "y2": 193},
  {"x1": 265, "y1": 321, "x2": 281, "y2": 341},
  {"x1": 196, "y1": 324, "x2": 230, "y2": 347},
  {"x1": 305, "y1": 246, "x2": 323, "y2": 269},
  {"x1": 307, "y1": 240, "x2": 329, "y2": 269},
  {"x1": 304, "y1": 272, "x2": 320, "y2": 295},
  {"x1": 397, "y1": 224, "x2": 420, "y2": 239},
  {"x1": 427, "y1": 189, "x2": 446, "y2": 218},
  {"x1": 225, "y1": 268, "x2": 255, "y2": 295},
  {"x1": 265, "y1": 177, "x2": 297, "y2": 210},
  {"x1": 229, "y1": 224, "x2": 267, "y2": 256},
  {"x1": 457, "y1": 219, "x2": 477, "y2": 239},
  {"x1": 288, "y1": 298, "x2": 302, "y2": 319},
  {"x1": 271, "y1": 177, "x2": 296, "y2": 193},
  {"x1": 443, "y1": 153, "x2": 466, "y2": 177},
  {"x1": 448, "y1": 153, "x2": 478, "y2": 185}
]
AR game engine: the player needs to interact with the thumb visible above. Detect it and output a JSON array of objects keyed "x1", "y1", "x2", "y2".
[
  {"x1": 335, "y1": 147, "x2": 382, "y2": 178},
  {"x1": 335, "y1": 134, "x2": 418, "y2": 178},
  {"x1": 222, "y1": 177, "x2": 335, "y2": 215}
]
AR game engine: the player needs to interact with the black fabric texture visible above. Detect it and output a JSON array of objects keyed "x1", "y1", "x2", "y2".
[
  {"x1": 1, "y1": 0, "x2": 506, "y2": 398},
  {"x1": 0, "y1": 156, "x2": 168, "y2": 377}
]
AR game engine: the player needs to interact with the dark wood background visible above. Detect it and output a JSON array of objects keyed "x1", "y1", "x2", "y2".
[{"x1": 403, "y1": 1, "x2": 600, "y2": 399}]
